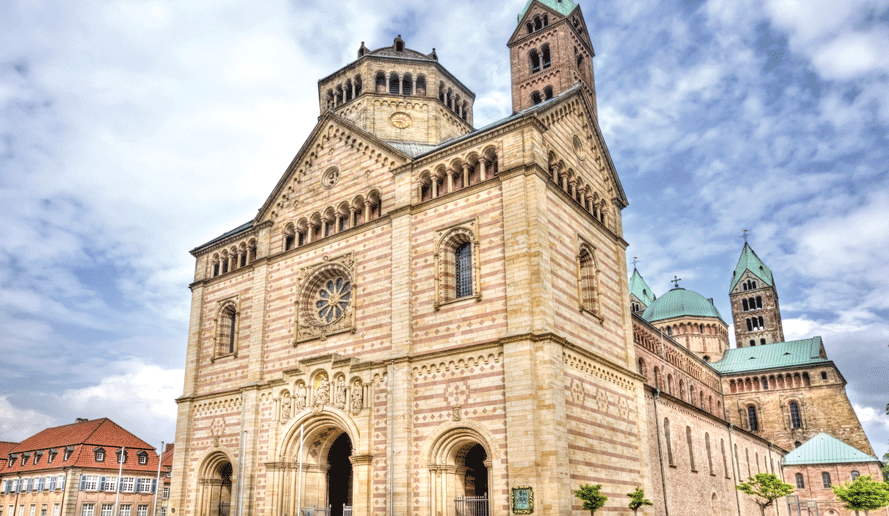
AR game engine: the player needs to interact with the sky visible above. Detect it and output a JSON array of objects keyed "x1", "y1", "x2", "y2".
[{"x1": 1, "y1": 0, "x2": 887, "y2": 459}]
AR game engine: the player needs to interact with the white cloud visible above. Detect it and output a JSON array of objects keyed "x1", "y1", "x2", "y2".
[{"x1": 0, "y1": 397, "x2": 57, "y2": 442}]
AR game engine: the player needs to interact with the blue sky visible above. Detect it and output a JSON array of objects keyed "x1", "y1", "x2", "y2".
[{"x1": 1, "y1": 0, "x2": 887, "y2": 459}]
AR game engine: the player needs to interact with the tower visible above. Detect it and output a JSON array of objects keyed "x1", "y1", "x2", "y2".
[
  {"x1": 629, "y1": 267, "x2": 656, "y2": 313},
  {"x1": 507, "y1": 0, "x2": 597, "y2": 114},
  {"x1": 317, "y1": 36, "x2": 475, "y2": 145},
  {"x1": 729, "y1": 243, "x2": 785, "y2": 347}
]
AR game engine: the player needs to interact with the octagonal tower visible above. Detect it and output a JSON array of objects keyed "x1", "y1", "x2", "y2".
[{"x1": 317, "y1": 36, "x2": 475, "y2": 146}]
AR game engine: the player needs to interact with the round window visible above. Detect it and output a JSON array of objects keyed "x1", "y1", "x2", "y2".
[
  {"x1": 321, "y1": 167, "x2": 340, "y2": 189},
  {"x1": 314, "y1": 277, "x2": 352, "y2": 324},
  {"x1": 573, "y1": 135, "x2": 585, "y2": 159}
]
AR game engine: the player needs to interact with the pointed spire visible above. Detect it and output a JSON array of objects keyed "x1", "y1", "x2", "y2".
[
  {"x1": 629, "y1": 268, "x2": 656, "y2": 306},
  {"x1": 520, "y1": 0, "x2": 578, "y2": 20},
  {"x1": 729, "y1": 242, "x2": 775, "y2": 293}
]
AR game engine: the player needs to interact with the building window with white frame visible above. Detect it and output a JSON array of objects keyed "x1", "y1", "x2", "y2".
[
  {"x1": 138, "y1": 479, "x2": 153, "y2": 493},
  {"x1": 120, "y1": 478, "x2": 135, "y2": 493},
  {"x1": 101, "y1": 505, "x2": 113, "y2": 516},
  {"x1": 81, "y1": 505, "x2": 95, "y2": 516},
  {"x1": 103, "y1": 477, "x2": 116, "y2": 492},
  {"x1": 118, "y1": 506, "x2": 131, "y2": 516},
  {"x1": 162, "y1": 487, "x2": 169, "y2": 499},
  {"x1": 80, "y1": 476, "x2": 98, "y2": 491},
  {"x1": 136, "y1": 506, "x2": 148, "y2": 516}
]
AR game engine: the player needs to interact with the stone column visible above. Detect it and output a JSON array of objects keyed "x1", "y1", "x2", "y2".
[
  {"x1": 431, "y1": 176, "x2": 439, "y2": 198},
  {"x1": 479, "y1": 158, "x2": 488, "y2": 182},
  {"x1": 446, "y1": 169, "x2": 455, "y2": 194},
  {"x1": 349, "y1": 207, "x2": 357, "y2": 228},
  {"x1": 462, "y1": 163, "x2": 470, "y2": 187},
  {"x1": 350, "y1": 454, "x2": 373, "y2": 516}
]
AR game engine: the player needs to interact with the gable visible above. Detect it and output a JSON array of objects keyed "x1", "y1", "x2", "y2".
[
  {"x1": 537, "y1": 88, "x2": 628, "y2": 208},
  {"x1": 509, "y1": 1, "x2": 577, "y2": 46},
  {"x1": 256, "y1": 113, "x2": 410, "y2": 225}
]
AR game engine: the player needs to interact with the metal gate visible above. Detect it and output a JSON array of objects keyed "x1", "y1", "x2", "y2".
[{"x1": 455, "y1": 495, "x2": 489, "y2": 516}]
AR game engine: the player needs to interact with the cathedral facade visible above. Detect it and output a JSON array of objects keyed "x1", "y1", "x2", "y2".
[{"x1": 168, "y1": 2, "x2": 880, "y2": 516}]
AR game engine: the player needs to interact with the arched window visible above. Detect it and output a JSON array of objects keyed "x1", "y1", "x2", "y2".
[
  {"x1": 721, "y1": 439, "x2": 729, "y2": 479},
  {"x1": 794, "y1": 441, "x2": 802, "y2": 448},
  {"x1": 577, "y1": 54, "x2": 584, "y2": 68},
  {"x1": 389, "y1": 72, "x2": 400, "y2": 94},
  {"x1": 851, "y1": 470, "x2": 860, "y2": 481},
  {"x1": 544, "y1": 86, "x2": 554, "y2": 100},
  {"x1": 541, "y1": 44, "x2": 551, "y2": 69},
  {"x1": 284, "y1": 224, "x2": 296, "y2": 251},
  {"x1": 664, "y1": 418, "x2": 674, "y2": 466},
  {"x1": 637, "y1": 358, "x2": 645, "y2": 376},
  {"x1": 435, "y1": 226, "x2": 478, "y2": 308},
  {"x1": 822, "y1": 472, "x2": 831, "y2": 488},
  {"x1": 526, "y1": 22, "x2": 533, "y2": 34},
  {"x1": 705, "y1": 433, "x2": 713, "y2": 475},
  {"x1": 760, "y1": 338, "x2": 766, "y2": 345},
  {"x1": 375, "y1": 72, "x2": 386, "y2": 93},
  {"x1": 455, "y1": 242, "x2": 473, "y2": 299},
  {"x1": 686, "y1": 426, "x2": 695, "y2": 471},
  {"x1": 747, "y1": 405, "x2": 759, "y2": 431},
  {"x1": 743, "y1": 298, "x2": 749, "y2": 311},
  {"x1": 543, "y1": 14, "x2": 548, "y2": 26},
  {"x1": 667, "y1": 374, "x2": 673, "y2": 395},
  {"x1": 531, "y1": 91, "x2": 542, "y2": 105},
  {"x1": 530, "y1": 50, "x2": 541, "y2": 73},
  {"x1": 749, "y1": 339, "x2": 755, "y2": 346},
  {"x1": 666, "y1": 326, "x2": 673, "y2": 336},
  {"x1": 534, "y1": 16, "x2": 542, "y2": 31},
  {"x1": 578, "y1": 245, "x2": 599, "y2": 315},
  {"x1": 653, "y1": 366, "x2": 660, "y2": 389},
  {"x1": 215, "y1": 304, "x2": 238, "y2": 359},
  {"x1": 416, "y1": 75, "x2": 426, "y2": 96},
  {"x1": 789, "y1": 401, "x2": 802, "y2": 429},
  {"x1": 402, "y1": 74, "x2": 413, "y2": 95},
  {"x1": 756, "y1": 296, "x2": 762, "y2": 308},
  {"x1": 796, "y1": 473, "x2": 804, "y2": 488}
]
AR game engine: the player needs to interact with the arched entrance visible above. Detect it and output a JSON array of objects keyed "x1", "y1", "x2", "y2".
[
  {"x1": 197, "y1": 453, "x2": 234, "y2": 516},
  {"x1": 327, "y1": 433, "x2": 353, "y2": 516},
  {"x1": 428, "y1": 425, "x2": 494, "y2": 516}
]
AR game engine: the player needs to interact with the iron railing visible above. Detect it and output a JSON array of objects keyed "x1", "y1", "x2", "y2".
[{"x1": 455, "y1": 495, "x2": 489, "y2": 516}]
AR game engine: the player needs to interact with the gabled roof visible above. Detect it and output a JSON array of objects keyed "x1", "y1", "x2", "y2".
[
  {"x1": 783, "y1": 433, "x2": 878, "y2": 465},
  {"x1": 520, "y1": 0, "x2": 578, "y2": 19},
  {"x1": 730, "y1": 243, "x2": 775, "y2": 293},
  {"x1": 711, "y1": 337, "x2": 827, "y2": 374},
  {"x1": 0, "y1": 441, "x2": 17, "y2": 458},
  {"x1": 629, "y1": 269, "x2": 656, "y2": 306}
]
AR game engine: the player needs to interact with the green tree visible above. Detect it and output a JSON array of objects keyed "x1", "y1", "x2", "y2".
[
  {"x1": 882, "y1": 453, "x2": 889, "y2": 483},
  {"x1": 574, "y1": 484, "x2": 608, "y2": 515},
  {"x1": 832, "y1": 475, "x2": 889, "y2": 516},
  {"x1": 627, "y1": 487, "x2": 653, "y2": 514},
  {"x1": 736, "y1": 473, "x2": 795, "y2": 516}
]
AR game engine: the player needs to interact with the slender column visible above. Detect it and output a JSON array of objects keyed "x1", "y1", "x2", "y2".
[
  {"x1": 307, "y1": 223, "x2": 316, "y2": 243},
  {"x1": 349, "y1": 207, "x2": 356, "y2": 228},
  {"x1": 578, "y1": 190, "x2": 586, "y2": 208},
  {"x1": 569, "y1": 179, "x2": 577, "y2": 199},
  {"x1": 560, "y1": 171, "x2": 569, "y2": 191},
  {"x1": 431, "y1": 176, "x2": 439, "y2": 198},
  {"x1": 364, "y1": 200, "x2": 373, "y2": 220},
  {"x1": 321, "y1": 218, "x2": 329, "y2": 237},
  {"x1": 446, "y1": 169, "x2": 455, "y2": 193},
  {"x1": 479, "y1": 158, "x2": 488, "y2": 182},
  {"x1": 462, "y1": 163, "x2": 470, "y2": 187}
]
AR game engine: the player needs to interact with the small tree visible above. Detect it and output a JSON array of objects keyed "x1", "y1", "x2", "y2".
[
  {"x1": 627, "y1": 487, "x2": 653, "y2": 514},
  {"x1": 736, "y1": 473, "x2": 795, "y2": 516},
  {"x1": 882, "y1": 453, "x2": 889, "y2": 483},
  {"x1": 832, "y1": 475, "x2": 889, "y2": 516},
  {"x1": 574, "y1": 484, "x2": 608, "y2": 515}
]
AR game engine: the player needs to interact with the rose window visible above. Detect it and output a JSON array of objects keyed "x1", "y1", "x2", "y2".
[{"x1": 315, "y1": 277, "x2": 351, "y2": 324}]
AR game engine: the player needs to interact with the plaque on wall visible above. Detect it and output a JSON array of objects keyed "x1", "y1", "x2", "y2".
[{"x1": 511, "y1": 486, "x2": 533, "y2": 514}]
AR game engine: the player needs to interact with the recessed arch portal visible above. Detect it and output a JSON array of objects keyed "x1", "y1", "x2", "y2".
[{"x1": 427, "y1": 423, "x2": 496, "y2": 516}]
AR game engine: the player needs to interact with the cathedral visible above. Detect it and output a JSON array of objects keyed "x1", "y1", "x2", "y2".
[{"x1": 167, "y1": 1, "x2": 882, "y2": 515}]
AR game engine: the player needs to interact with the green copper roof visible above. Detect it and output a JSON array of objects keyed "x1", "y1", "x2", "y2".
[
  {"x1": 520, "y1": 0, "x2": 577, "y2": 20},
  {"x1": 640, "y1": 288, "x2": 723, "y2": 323},
  {"x1": 711, "y1": 337, "x2": 826, "y2": 374},
  {"x1": 629, "y1": 269, "x2": 656, "y2": 306},
  {"x1": 783, "y1": 433, "x2": 877, "y2": 465},
  {"x1": 729, "y1": 243, "x2": 774, "y2": 293}
]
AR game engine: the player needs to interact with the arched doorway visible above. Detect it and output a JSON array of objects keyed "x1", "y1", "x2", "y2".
[
  {"x1": 197, "y1": 453, "x2": 234, "y2": 516},
  {"x1": 327, "y1": 433, "x2": 353, "y2": 516},
  {"x1": 428, "y1": 425, "x2": 494, "y2": 516}
]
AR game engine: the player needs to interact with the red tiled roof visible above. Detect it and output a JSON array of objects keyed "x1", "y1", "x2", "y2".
[
  {"x1": 0, "y1": 442, "x2": 17, "y2": 460},
  {"x1": 160, "y1": 444, "x2": 174, "y2": 468},
  {"x1": 4, "y1": 418, "x2": 160, "y2": 474}
]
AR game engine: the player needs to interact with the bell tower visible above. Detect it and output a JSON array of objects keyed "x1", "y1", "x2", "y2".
[
  {"x1": 729, "y1": 243, "x2": 785, "y2": 347},
  {"x1": 507, "y1": 0, "x2": 597, "y2": 114}
]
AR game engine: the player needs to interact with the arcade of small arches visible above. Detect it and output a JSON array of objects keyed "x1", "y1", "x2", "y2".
[
  {"x1": 658, "y1": 321, "x2": 727, "y2": 339},
  {"x1": 529, "y1": 43, "x2": 551, "y2": 74},
  {"x1": 728, "y1": 372, "x2": 811, "y2": 393},
  {"x1": 741, "y1": 279, "x2": 759, "y2": 291},
  {"x1": 741, "y1": 295, "x2": 763, "y2": 311},
  {"x1": 282, "y1": 190, "x2": 382, "y2": 252},
  {"x1": 643, "y1": 361, "x2": 723, "y2": 417},
  {"x1": 745, "y1": 315, "x2": 765, "y2": 332},
  {"x1": 525, "y1": 13, "x2": 549, "y2": 34},
  {"x1": 547, "y1": 152, "x2": 610, "y2": 226},
  {"x1": 531, "y1": 85, "x2": 554, "y2": 105},
  {"x1": 325, "y1": 74, "x2": 363, "y2": 109},
  {"x1": 416, "y1": 148, "x2": 499, "y2": 202},
  {"x1": 210, "y1": 239, "x2": 258, "y2": 278}
]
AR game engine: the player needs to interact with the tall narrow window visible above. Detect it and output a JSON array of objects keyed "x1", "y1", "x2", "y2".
[
  {"x1": 721, "y1": 439, "x2": 730, "y2": 479},
  {"x1": 822, "y1": 472, "x2": 831, "y2": 488},
  {"x1": 705, "y1": 433, "x2": 713, "y2": 475},
  {"x1": 796, "y1": 473, "x2": 804, "y2": 488},
  {"x1": 455, "y1": 242, "x2": 473, "y2": 298},
  {"x1": 743, "y1": 298, "x2": 749, "y2": 311},
  {"x1": 747, "y1": 405, "x2": 759, "y2": 431},
  {"x1": 531, "y1": 91, "x2": 542, "y2": 105},
  {"x1": 402, "y1": 74, "x2": 412, "y2": 95},
  {"x1": 664, "y1": 418, "x2": 674, "y2": 466},
  {"x1": 389, "y1": 73, "x2": 399, "y2": 94},
  {"x1": 530, "y1": 50, "x2": 541, "y2": 73},
  {"x1": 541, "y1": 44, "x2": 551, "y2": 69},
  {"x1": 216, "y1": 304, "x2": 238, "y2": 358},
  {"x1": 578, "y1": 246, "x2": 599, "y2": 314},
  {"x1": 687, "y1": 427, "x2": 696, "y2": 471}
]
